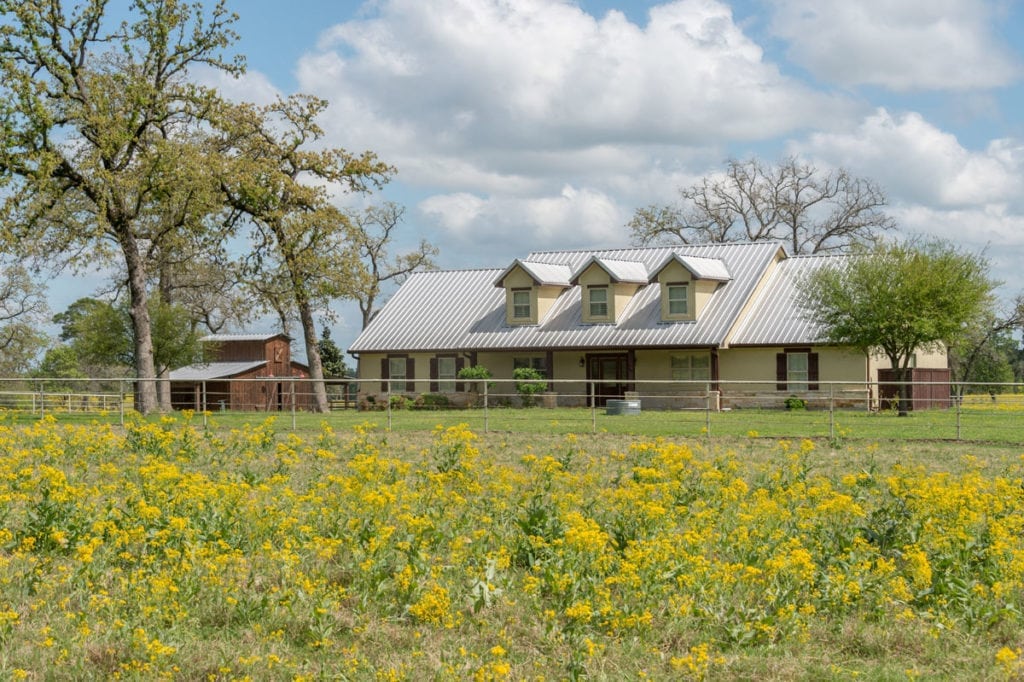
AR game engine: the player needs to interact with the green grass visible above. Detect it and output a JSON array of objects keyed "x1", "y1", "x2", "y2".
[{"x1": 6, "y1": 401, "x2": 1024, "y2": 444}]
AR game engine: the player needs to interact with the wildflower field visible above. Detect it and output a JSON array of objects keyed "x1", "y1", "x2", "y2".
[{"x1": 1, "y1": 413, "x2": 1024, "y2": 680}]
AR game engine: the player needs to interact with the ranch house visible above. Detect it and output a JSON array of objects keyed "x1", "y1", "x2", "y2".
[{"x1": 347, "y1": 243, "x2": 948, "y2": 410}]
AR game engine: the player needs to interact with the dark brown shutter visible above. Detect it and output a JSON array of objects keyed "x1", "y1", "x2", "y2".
[
  {"x1": 776, "y1": 353, "x2": 787, "y2": 391},
  {"x1": 545, "y1": 351, "x2": 554, "y2": 381},
  {"x1": 381, "y1": 357, "x2": 389, "y2": 392},
  {"x1": 456, "y1": 357, "x2": 466, "y2": 392},
  {"x1": 711, "y1": 349, "x2": 720, "y2": 394},
  {"x1": 808, "y1": 353, "x2": 819, "y2": 391},
  {"x1": 429, "y1": 358, "x2": 439, "y2": 393},
  {"x1": 405, "y1": 358, "x2": 415, "y2": 392}
]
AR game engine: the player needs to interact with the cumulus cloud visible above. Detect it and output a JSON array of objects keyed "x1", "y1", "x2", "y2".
[
  {"x1": 796, "y1": 109, "x2": 1024, "y2": 209},
  {"x1": 297, "y1": 0, "x2": 851, "y2": 177},
  {"x1": 768, "y1": 0, "x2": 1022, "y2": 91},
  {"x1": 420, "y1": 185, "x2": 627, "y2": 251}
]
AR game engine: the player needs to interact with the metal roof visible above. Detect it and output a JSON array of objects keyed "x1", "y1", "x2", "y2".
[
  {"x1": 492, "y1": 259, "x2": 572, "y2": 287},
  {"x1": 728, "y1": 254, "x2": 845, "y2": 346},
  {"x1": 201, "y1": 333, "x2": 290, "y2": 342},
  {"x1": 653, "y1": 253, "x2": 732, "y2": 281},
  {"x1": 349, "y1": 243, "x2": 785, "y2": 353},
  {"x1": 169, "y1": 361, "x2": 266, "y2": 381},
  {"x1": 570, "y1": 256, "x2": 649, "y2": 284}
]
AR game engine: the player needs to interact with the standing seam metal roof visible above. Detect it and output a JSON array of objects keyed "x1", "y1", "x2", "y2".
[
  {"x1": 728, "y1": 254, "x2": 846, "y2": 346},
  {"x1": 349, "y1": 243, "x2": 788, "y2": 353}
]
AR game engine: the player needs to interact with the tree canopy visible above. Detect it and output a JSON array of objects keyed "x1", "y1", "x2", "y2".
[
  {"x1": 629, "y1": 156, "x2": 895, "y2": 254},
  {"x1": 0, "y1": 0, "x2": 243, "y2": 412},
  {"x1": 796, "y1": 239, "x2": 996, "y2": 413},
  {"x1": 217, "y1": 94, "x2": 392, "y2": 412}
]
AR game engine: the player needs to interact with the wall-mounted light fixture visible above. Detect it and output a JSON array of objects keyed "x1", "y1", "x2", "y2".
[{"x1": 578, "y1": 356, "x2": 585, "y2": 367}]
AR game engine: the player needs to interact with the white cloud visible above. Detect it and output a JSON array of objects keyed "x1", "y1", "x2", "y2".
[
  {"x1": 192, "y1": 65, "x2": 281, "y2": 105},
  {"x1": 796, "y1": 108, "x2": 1024, "y2": 208},
  {"x1": 420, "y1": 185, "x2": 626, "y2": 250},
  {"x1": 298, "y1": 0, "x2": 852, "y2": 184},
  {"x1": 768, "y1": 0, "x2": 1022, "y2": 91}
]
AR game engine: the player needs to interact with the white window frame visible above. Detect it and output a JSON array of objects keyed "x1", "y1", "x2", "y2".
[
  {"x1": 787, "y1": 352, "x2": 809, "y2": 392},
  {"x1": 671, "y1": 353, "x2": 710, "y2": 382},
  {"x1": 513, "y1": 356, "x2": 547, "y2": 374},
  {"x1": 668, "y1": 284, "x2": 688, "y2": 316},
  {"x1": 512, "y1": 289, "x2": 531, "y2": 319},
  {"x1": 437, "y1": 356, "x2": 456, "y2": 393},
  {"x1": 388, "y1": 356, "x2": 407, "y2": 388},
  {"x1": 588, "y1": 286, "x2": 609, "y2": 318}
]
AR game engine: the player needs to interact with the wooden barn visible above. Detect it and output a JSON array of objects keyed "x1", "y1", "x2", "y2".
[{"x1": 169, "y1": 334, "x2": 314, "y2": 412}]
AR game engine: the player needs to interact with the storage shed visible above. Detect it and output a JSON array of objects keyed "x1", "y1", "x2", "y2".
[{"x1": 169, "y1": 334, "x2": 313, "y2": 411}]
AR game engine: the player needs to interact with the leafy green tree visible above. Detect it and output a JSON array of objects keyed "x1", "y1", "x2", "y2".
[
  {"x1": 318, "y1": 328, "x2": 349, "y2": 378},
  {"x1": 346, "y1": 202, "x2": 438, "y2": 329},
  {"x1": 629, "y1": 156, "x2": 895, "y2": 254},
  {"x1": 0, "y1": 0, "x2": 242, "y2": 413},
  {"x1": 796, "y1": 239, "x2": 995, "y2": 415},
  {"x1": 217, "y1": 94, "x2": 392, "y2": 412},
  {"x1": 947, "y1": 297, "x2": 1023, "y2": 395},
  {"x1": 0, "y1": 262, "x2": 48, "y2": 375},
  {"x1": 53, "y1": 296, "x2": 204, "y2": 382}
]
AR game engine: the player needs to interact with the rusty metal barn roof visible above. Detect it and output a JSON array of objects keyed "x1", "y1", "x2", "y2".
[{"x1": 349, "y1": 243, "x2": 785, "y2": 354}]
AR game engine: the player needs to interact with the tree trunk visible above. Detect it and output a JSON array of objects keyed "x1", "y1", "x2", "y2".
[
  {"x1": 897, "y1": 362, "x2": 910, "y2": 417},
  {"x1": 297, "y1": 298, "x2": 330, "y2": 413},
  {"x1": 122, "y1": 234, "x2": 160, "y2": 414}
]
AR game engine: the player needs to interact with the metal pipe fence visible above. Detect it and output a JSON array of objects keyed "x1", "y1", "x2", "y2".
[{"x1": 2, "y1": 376, "x2": 1023, "y2": 443}]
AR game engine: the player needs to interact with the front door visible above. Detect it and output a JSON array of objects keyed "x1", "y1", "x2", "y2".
[{"x1": 586, "y1": 353, "x2": 629, "y2": 406}]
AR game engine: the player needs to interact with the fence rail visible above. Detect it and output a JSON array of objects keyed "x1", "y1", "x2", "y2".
[{"x1": 2, "y1": 376, "x2": 1023, "y2": 443}]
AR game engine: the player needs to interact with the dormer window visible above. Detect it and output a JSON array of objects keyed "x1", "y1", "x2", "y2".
[
  {"x1": 571, "y1": 256, "x2": 647, "y2": 324},
  {"x1": 512, "y1": 289, "x2": 531, "y2": 319},
  {"x1": 652, "y1": 253, "x2": 731, "y2": 322},
  {"x1": 667, "y1": 284, "x2": 688, "y2": 316},
  {"x1": 495, "y1": 259, "x2": 571, "y2": 326},
  {"x1": 588, "y1": 286, "x2": 609, "y2": 319}
]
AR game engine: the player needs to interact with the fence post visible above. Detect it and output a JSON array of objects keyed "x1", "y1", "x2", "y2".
[
  {"x1": 483, "y1": 381, "x2": 489, "y2": 433},
  {"x1": 291, "y1": 379, "x2": 296, "y2": 430},
  {"x1": 956, "y1": 393, "x2": 962, "y2": 441},
  {"x1": 829, "y1": 383, "x2": 835, "y2": 443},
  {"x1": 120, "y1": 380, "x2": 125, "y2": 426},
  {"x1": 201, "y1": 381, "x2": 207, "y2": 429},
  {"x1": 386, "y1": 380, "x2": 392, "y2": 432},
  {"x1": 705, "y1": 381, "x2": 711, "y2": 438},
  {"x1": 591, "y1": 382, "x2": 596, "y2": 434},
  {"x1": 38, "y1": 380, "x2": 44, "y2": 418}
]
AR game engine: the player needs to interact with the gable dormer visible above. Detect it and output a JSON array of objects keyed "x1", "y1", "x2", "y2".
[
  {"x1": 651, "y1": 254, "x2": 731, "y2": 322},
  {"x1": 493, "y1": 259, "x2": 571, "y2": 325},
  {"x1": 570, "y1": 256, "x2": 648, "y2": 324}
]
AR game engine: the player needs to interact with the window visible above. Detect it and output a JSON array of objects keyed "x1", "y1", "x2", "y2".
[
  {"x1": 588, "y1": 286, "x2": 608, "y2": 318},
  {"x1": 437, "y1": 356, "x2": 456, "y2": 392},
  {"x1": 389, "y1": 356, "x2": 407, "y2": 389},
  {"x1": 514, "y1": 356, "x2": 547, "y2": 374},
  {"x1": 383, "y1": 355, "x2": 414, "y2": 392},
  {"x1": 786, "y1": 352, "x2": 808, "y2": 392},
  {"x1": 668, "y1": 284, "x2": 688, "y2": 315},
  {"x1": 671, "y1": 353, "x2": 710, "y2": 381},
  {"x1": 512, "y1": 289, "x2": 531, "y2": 319},
  {"x1": 776, "y1": 349, "x2": 818, "y2": 391}
]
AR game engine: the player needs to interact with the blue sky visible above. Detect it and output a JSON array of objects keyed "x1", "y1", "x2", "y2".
[{"x1": 55, "y1": 1, "x2": 1024, "y2": 354}]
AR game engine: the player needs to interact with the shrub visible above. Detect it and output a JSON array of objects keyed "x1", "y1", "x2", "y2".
[
  {"x1": 513, "y1": 367, "x2": 548, "y2": 407},
  {"x1": 785, "y1": 395, "x2": 806, "y2": 410},
  {"x1": 414, "y1": 393, "x2": 451, "y2": 410}
]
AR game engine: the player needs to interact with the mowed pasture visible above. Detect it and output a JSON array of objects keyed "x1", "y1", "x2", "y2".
[{"x1": 1, "y1": 410, "x2": 1024, "y2": 680}]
